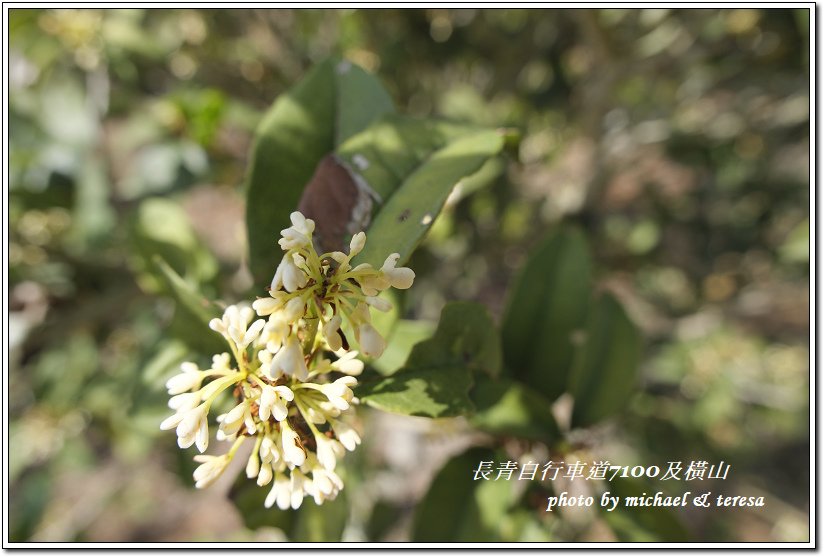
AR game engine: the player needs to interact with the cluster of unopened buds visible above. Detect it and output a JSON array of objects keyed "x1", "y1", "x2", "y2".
[{"x1": 160, "y1": 211, "x2": 414, "y2": 510}]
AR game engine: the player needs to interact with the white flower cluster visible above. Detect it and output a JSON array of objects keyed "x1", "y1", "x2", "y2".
[{"x1": 160, "y1": 211, "x2": 414, "y2": 510}]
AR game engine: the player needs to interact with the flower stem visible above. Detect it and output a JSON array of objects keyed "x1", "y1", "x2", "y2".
[{"x1": 301, "y1": 309, "x2": 320, "y2": 357}]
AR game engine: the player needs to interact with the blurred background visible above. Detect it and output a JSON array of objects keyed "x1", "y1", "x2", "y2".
[{"x1": 8, "y1": 8, "x2": 810, "y2": 542}]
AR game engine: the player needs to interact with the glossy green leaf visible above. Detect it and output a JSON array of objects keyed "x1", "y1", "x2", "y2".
[
  {"x1": 406, "y1": 301, "x2": 501, "y2": 378},
  {"x1": 351, "y1": 129, "x2": 508, "y2": 267},
  {"x1": 371, "y1": 318, "x2": 436, "y2": 376},
  {"x1": 245, "y1": 58, "x2": 394, "y2": 286},
  {"x1": 412, "y1": 447, "x2": 519, "y2": 542},
  {"x1": 501, "y1": 226, "x2": 592, "y2": 401},
  {"x1": 569, "y1": 293, "x2": 643, "y2": 427},
  {"x1": 336, "y1": 114, "x2": 484, "y2": 201},
  {"x1": 469, "y1": 376, "x2": 560, "y2": 443},
  {"x1": 449, "y1": 155, "x2": 507, "y2": 201},
  {"x1": 356, "y1": 365, "x2": 473, "y2": 418},
  {"x1": 356, "y1": 301, "x2": 499, "y2": 417}
]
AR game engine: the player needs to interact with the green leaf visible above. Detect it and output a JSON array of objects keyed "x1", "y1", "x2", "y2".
[
  {"x1": 469, "y1": 376, "x2": 560, "y2": 444},
  {"x1": 130, "y1": 197, "x2": 217, "y2": 292},
  {"x1": 371, "y1": 319, "x2": 436, "y2": 376},
  {"x1": 351, "y1": 129, "x2": 507, "y2": 268},
  {"x1": 356, "y1": 301, "x2": 499, "y2": 417},
  {"x1": 501, "y1": 226, "x2": 592, "y2": 401},
  {"x1": 365, "y1": 500, "x2": 404, "y2": 541},
  {"x1": 449, "y1": 155, "x2": 507, "y2": 201},
  {"x1": 153, "y1": 256, "x2": 225, "y2": 354},
  {"x1": 245, "y1": 58, "x2": 394, "y2": 286},
  {"x1": 569, "y1": 293, "x2": 642, "y2": 427},
  {"x1": 333, "y1": 60, "x2": 395, "y2": 146},
  {"x1": 356, "y1": 365, "x2": 473, "y2": 418},
  {"x1": 406, "y1": 301, "x2": 501, "y2": 378},
  {"x1": 336, "y1": 114, "x2": 484, "y2": 201},
  {"x1": 412, "y1": 447, "x2": 518, "y2": 542},
  {"x1": 140, "y1": 340, "x2": 190, "y2": 386},
  {"x1": 602, "y1": 477, "x2": 690, "y2": 542}
]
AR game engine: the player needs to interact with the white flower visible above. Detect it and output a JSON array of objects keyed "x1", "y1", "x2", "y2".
[
  {"x1": 289, "y1": 469, "x2": 311, "y2": 509},
  {"x1": 158, "y1": 211, "x2": 416, "y2": 509},
  {"x1": 351, "y1": 302, "x2": 372, "y2": 325},
  {"x1": 356, "y1": 323, "x2": 386, "y2": 358},
  {"x1": 232, "y1": 318, "x2": 265, "y2": 350},
  {"x1": 211, "y1": 353, "x2": 232, "y2": 372},
  {"x1": 253, "y1": 291, "x2": 287, "y2": 316},
  {"x1": 258, "y1": 313, "x2": 290, "y2": 352},
  {"x1": 329, "y1": 251, "x2": 350, "y2": 273},
  {"x1": 159, "y1": 411, "x2": 186, "y2": 431},
  {"x1": 315, "y1": 435, "x2": 345, "y2": 471},
  {"x1": 193, "y1": 454, "x2": 231, "y2": 489},
  {"x1": 308, "y1": 466, "x2": 344, "y2": 505},
  {"x1": 209, "y1": 305, "x2": 245, "y2": 336},
  {"x1": 174, "y1": 404, "x2": 210, "y2": 452},
  {"x1": 322, "y1": 315, "x2": 343, "y2": 351},
  {"x1": 268, "y1": 335, "x2": 309, "y2": 381},
  {"x1": 260, "y1": 433, "x2": 278, "y2": 464},
  {"x1": 257, "y1": 460, "x2": 273, "y2": 486},
  {"x1": 259, "y1": 384, "x2": 294, "y2": 422},
  {"x1": 210, "y1": 305, "x2": 264, "y2": 350},
  {"x1": 352, "y1": 263, "x2": 391, "y2": 296},
  {"x1": 219, "y1": 400, "x2": 257, "y2": 438},
  {"x1": 283, "y1": 297, "x2": 306, "y2": 323},
  {"x1": 303, "y1": 403, "x2": 332, "y2": 424},
  {"x1": 331, "y1": 351, "x2": 364, "y2": 376},
  {"x1": 349, "y1": 231, "x2": 366, "y2": 256},
  {"x1": 278, "y1": 211, "x2": 315, "y2": 251},
  {"x1": 168, "y1": 391, "x2": 202, "y2": 412},
  {"x1": 265, "y1": 472, "x2": 293, "y2": 510},
  {"x1": 365, "y1": 295, "x2": 392, "y2": 312},
  {"x1": 271, "y1": 254, "x2": 309, "y2": 293},
  {"x1": 246, "y1": 448, "x2": 260, "y2": 479},
  {"x1": 330, "y1": 417, "x2": 362, "y2": 452},
  {"x1": 381, "y1": 253, "x2": 415, "y2": 289},
  {"x1": 320, "y1": 376, "x2": 358, "y2": 411},
  {"x1": 166, "y1": 362, "x2": 203, "y2": 395},
  {"x1": 281, "y1": 422, "x2": 307, "y2": 468}
]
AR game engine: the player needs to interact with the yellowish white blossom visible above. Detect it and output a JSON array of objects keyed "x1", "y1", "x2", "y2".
[{"x1": 159, "y1": 210, "x2": 415, "y2": 508}]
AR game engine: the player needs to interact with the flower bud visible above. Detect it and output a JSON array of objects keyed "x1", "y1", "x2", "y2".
[
  {"x1": 257, "y1": 461, "x2": 273, "y2": 486},
  {"x1": 269, "y1": 336, "x2": 309, "y2": 381},
  {"x1": 365, "y1": 295, "x2": 392, "y2": 312},
  {"x1": 193, "y1": 454, "x2": 230, "y2": 489},
  {"x1": 283, "y1": 297, "x2": 306, "y2": 323},
  {"x1": 246, "y1": 450, "x2": 260, "y2": 479},
  {"x1": 281, "y1": 424, "x2": 307, "y2": 467},
  {"x1": 349, "y1": 232, "x2": 366, "y2": 256},
  {"x1": 322, "y1": 315, "x2": 343, "y2": 351},
  {"x1": 357, "y1": 323, "x2": 386, "y2": 358},
  {"x1": 165, "y1": 363, "x2": 202, "y2": 395}
]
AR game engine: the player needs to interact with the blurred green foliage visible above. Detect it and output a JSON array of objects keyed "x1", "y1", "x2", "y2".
[{"x1": 9, "y1": 8, "x2": 809, "y2": 543}]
